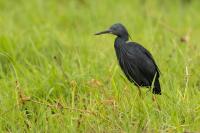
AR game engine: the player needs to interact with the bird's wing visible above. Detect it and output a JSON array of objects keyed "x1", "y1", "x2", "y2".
[
  {"x1": 124, "y1": 42, "x2": 160, "y2": 78},
  {"x1": 135, "y1": 42, "x2": 160, "y2": 75}
]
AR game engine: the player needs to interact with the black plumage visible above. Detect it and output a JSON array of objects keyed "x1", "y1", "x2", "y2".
[{"x1": 95, "y1": 23, "x2": 161, "y2": 95}]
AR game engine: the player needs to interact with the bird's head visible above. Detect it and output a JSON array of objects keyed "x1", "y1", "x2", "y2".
[{"x1": 95, "y1": 23, "x2": 130, "y2": 40}]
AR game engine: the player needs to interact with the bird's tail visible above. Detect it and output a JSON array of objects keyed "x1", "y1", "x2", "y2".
[{"x1": 153, "y1": 78, "x2": 161, "y2": 95}]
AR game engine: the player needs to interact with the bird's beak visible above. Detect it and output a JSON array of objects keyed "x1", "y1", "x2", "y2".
[{"x1": 94, "y1": 29, "x2": 112, "y2": 35}]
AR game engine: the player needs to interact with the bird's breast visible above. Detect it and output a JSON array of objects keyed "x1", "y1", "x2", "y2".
[{"x1": 114, "y1": 43, "x2": 123, "y2": 61}]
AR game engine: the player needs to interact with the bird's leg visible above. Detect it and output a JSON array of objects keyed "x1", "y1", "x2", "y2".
[
  {"x1": 137, "y1": 86, "x2": 142, "y2": 98},
  {"x1": 152, "y1": 94, "x2": 156, "y2": 101},
  {"x1": 152, "y1": 95, "x2": 161, "y2": 111}
]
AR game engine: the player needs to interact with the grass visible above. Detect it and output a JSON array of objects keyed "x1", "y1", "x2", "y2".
[{"x1": 0, "y1": 0, "x2": 200, "y2": 132}]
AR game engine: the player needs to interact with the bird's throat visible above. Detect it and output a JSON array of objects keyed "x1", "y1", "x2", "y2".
[{"x1": 114, "y1": 37, "x2": 128, "y2": 47}]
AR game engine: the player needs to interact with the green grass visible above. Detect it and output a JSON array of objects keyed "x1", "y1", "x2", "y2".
[{"x1": 0, "y1": 0, "x2": 200, "y2": 132}]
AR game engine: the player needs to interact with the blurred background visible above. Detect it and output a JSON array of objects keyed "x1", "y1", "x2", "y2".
[{"x1": 0, "y1": 0, "x2": 200, "y2": 132}]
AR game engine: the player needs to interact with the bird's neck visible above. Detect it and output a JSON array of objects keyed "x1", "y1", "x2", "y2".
[
  {"x1": 114, "y1": 36, "x2": 128, "y2": 47},
  {"x1": 114, "y1": 37, "x2": 128, "y2": 60}
]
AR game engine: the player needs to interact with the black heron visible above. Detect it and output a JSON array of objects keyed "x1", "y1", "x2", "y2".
[{"x1": 95, "y1": 23, "x2": 161, "y2": 95}]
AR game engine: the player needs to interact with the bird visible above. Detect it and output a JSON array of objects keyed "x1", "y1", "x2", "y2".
[{"x1": 95, "y1": 23, "x2": 161, "y2": 95}]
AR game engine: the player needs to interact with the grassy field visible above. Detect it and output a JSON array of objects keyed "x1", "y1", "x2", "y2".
[{"x1": 0, "y1": 0, "x2": 200, "y2": 132}]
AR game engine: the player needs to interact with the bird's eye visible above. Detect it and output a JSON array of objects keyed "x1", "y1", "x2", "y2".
[{"x1": 111, "y1": 27, "x2": 117, "y2": 32}]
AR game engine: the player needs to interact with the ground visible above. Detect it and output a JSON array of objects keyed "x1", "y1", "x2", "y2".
[{"x1": 0, "y1": 0, "x2": 200, "y2": 132}]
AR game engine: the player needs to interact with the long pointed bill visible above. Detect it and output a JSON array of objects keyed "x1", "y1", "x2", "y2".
[{"x1": 94, "y1": 29, "x2": 111, "y2": 35}]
